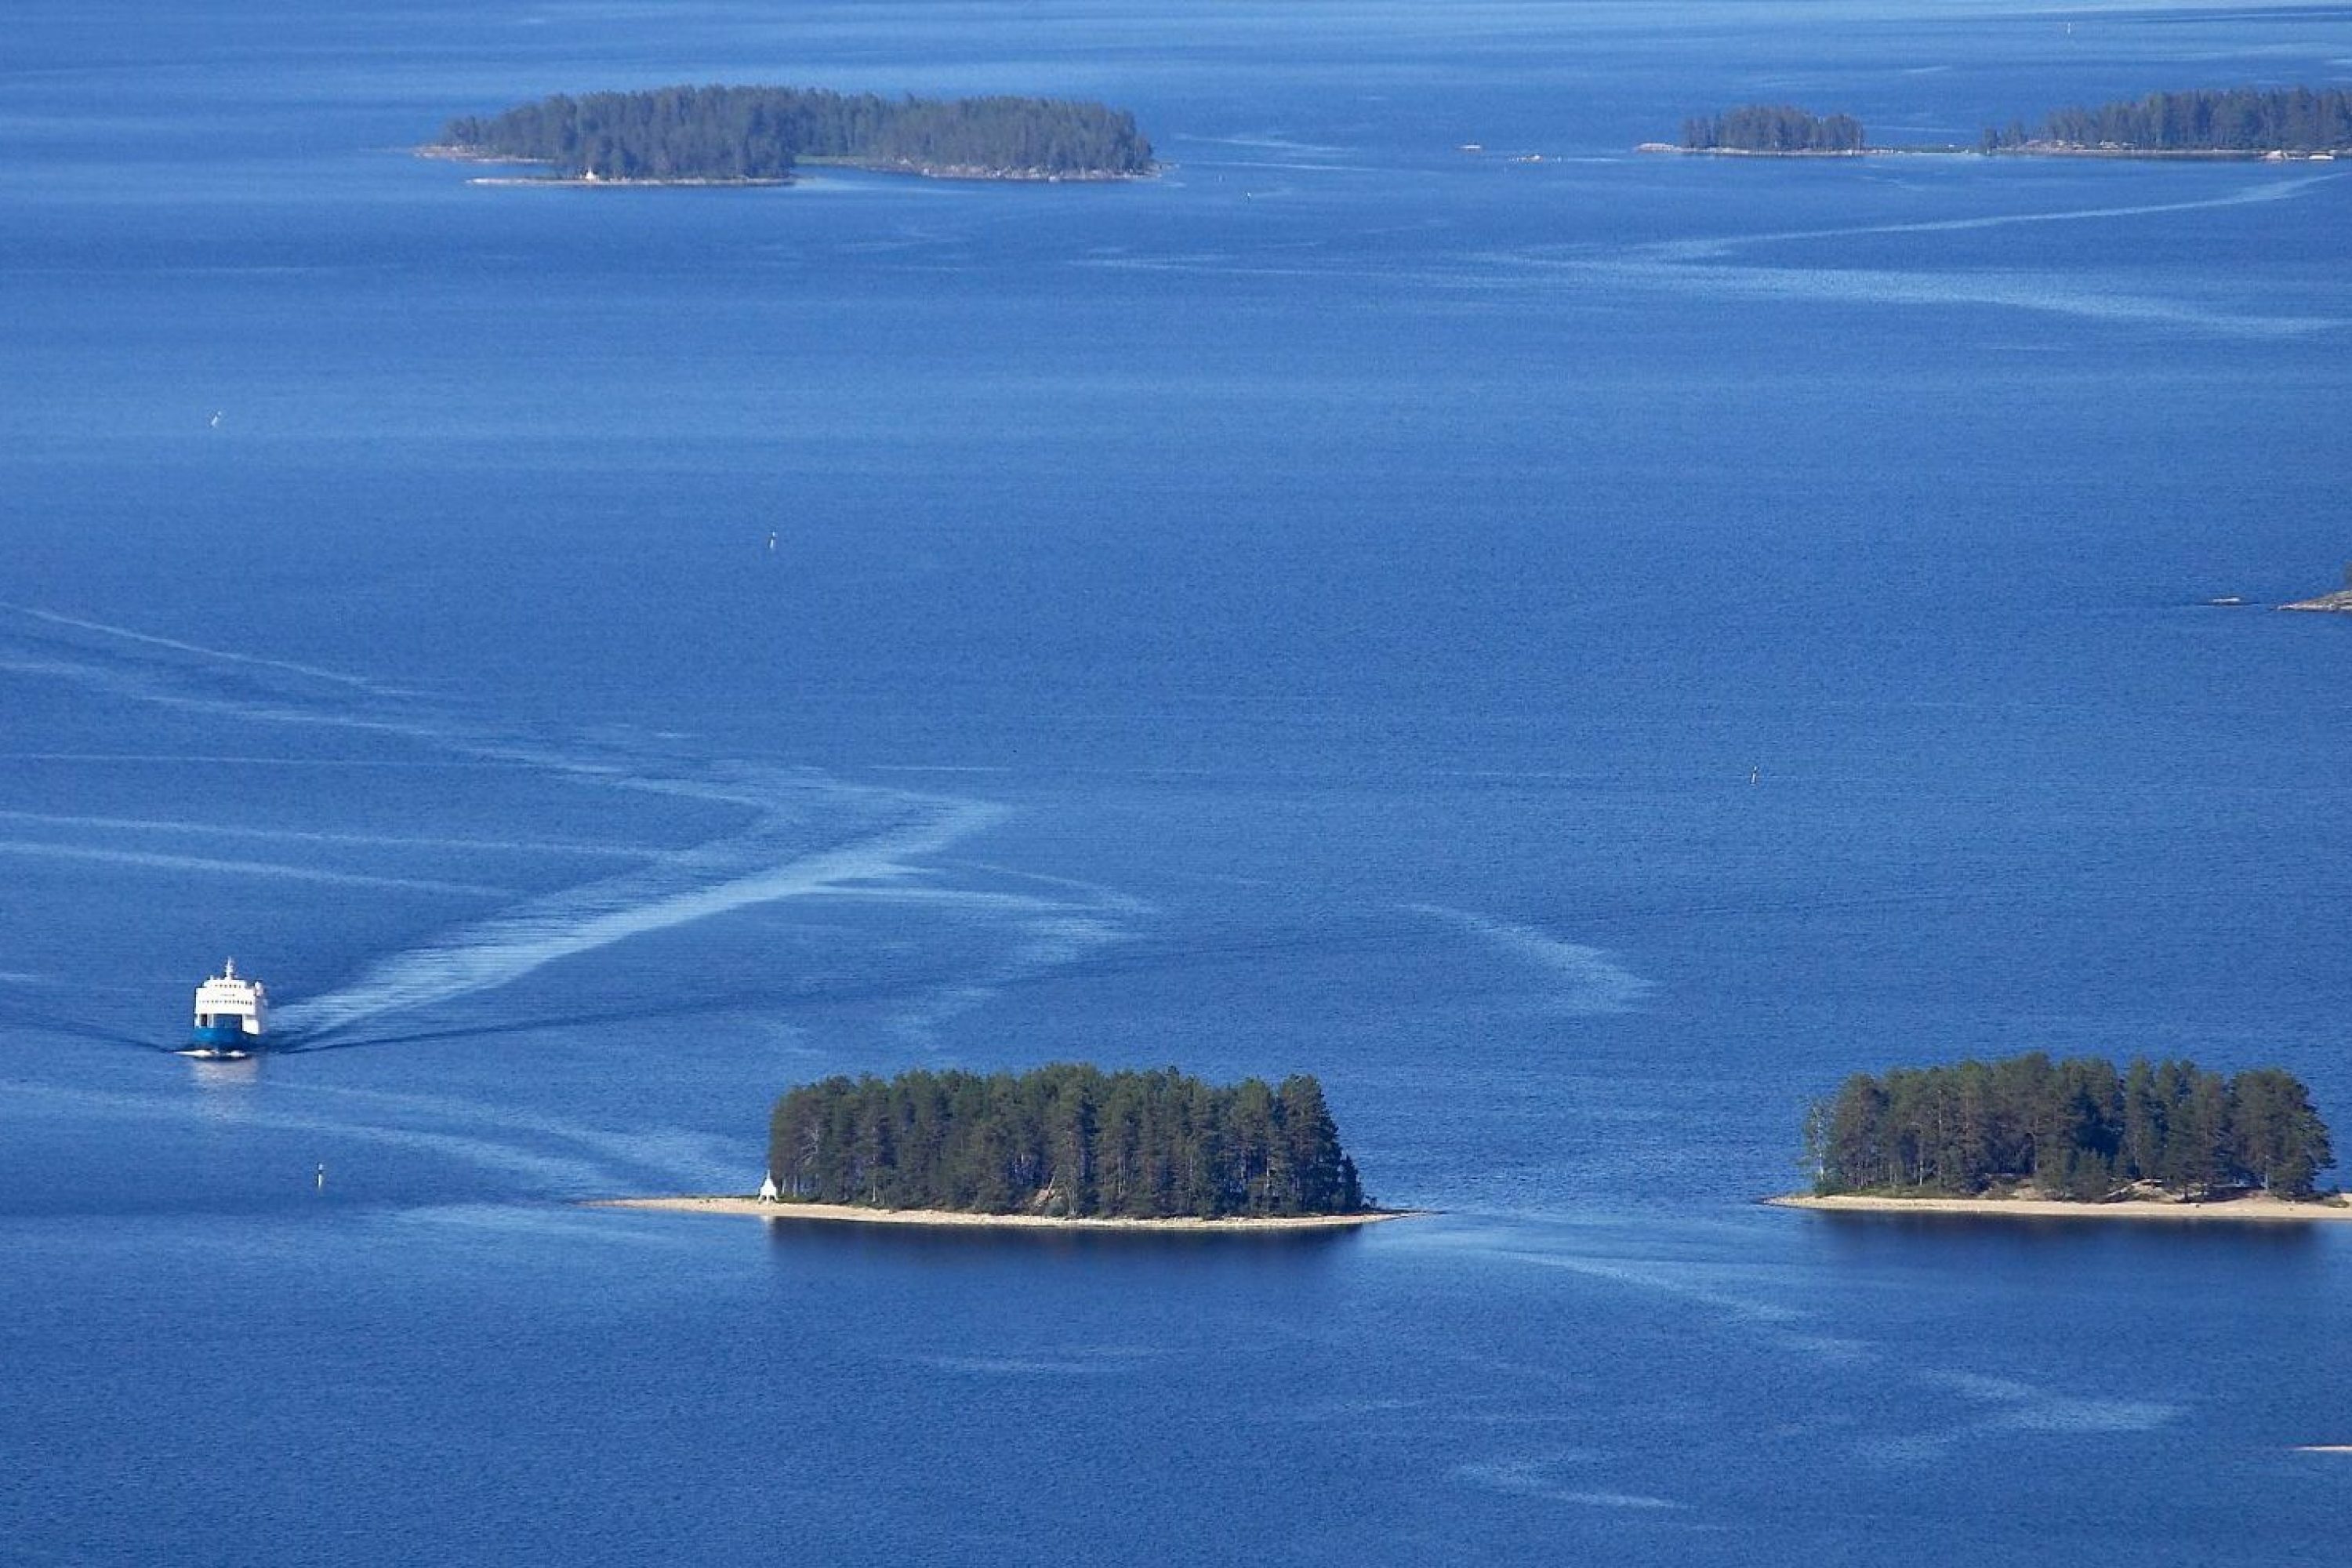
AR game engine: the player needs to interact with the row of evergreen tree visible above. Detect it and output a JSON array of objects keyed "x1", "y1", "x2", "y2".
[
  {"x1": 768, "y1": 1065, "x2": 1367, "y2": 1219},
  {"x1": 1681, "y1": 105, "x2": 1866, "y2": 153},
  {"x1": 1983, "y1": 87, "x2": 2352, "y2": 153},
  {"x1": 440, "y1": 85, "x2": 1155, "y2": 180},
  {"x1": 1806, "y1": 1053, "x2": 2334, "y2": 1201}
]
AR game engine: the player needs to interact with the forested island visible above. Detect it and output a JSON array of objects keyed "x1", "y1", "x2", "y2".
[
  {"x1": 431, "y1": 84, "x2": 1156, "y2": 183},
  {"x1": 762, "y1": 1065, "x2": 1372, "y2": 1220},
  {"x1": 1678, "y1": 105, "x2": 1866, "y2": 154},
  {"x1": 1983, "y1": 87, "x2": 2352, "y2": 155},
  {"x1": 1661, "y1": 86, "x2": 2351, "y2": 158},
  {"x1": 1800, "y1": 1053, "x2": 2336, "y2": 1204}
]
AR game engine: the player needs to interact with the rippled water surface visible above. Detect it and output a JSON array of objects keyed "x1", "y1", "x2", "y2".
[{"x1": 4, "y1": 2, "x2": 2350, "y2": 1561}]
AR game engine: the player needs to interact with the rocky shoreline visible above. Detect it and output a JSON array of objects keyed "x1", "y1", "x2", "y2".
[
  {"x1": 419, "y1": 143, "x2": 1153, "y2": 186},
  {"x1": 590, "y1": 1195, "x2": 1421, "y2": 1230},
  {"x1": 1771, "y1": 1192, "x2": 2352, "y2": 1223},
  {"x1": 1637, "y1": 142, "x2": 2341, "y2": 161}
]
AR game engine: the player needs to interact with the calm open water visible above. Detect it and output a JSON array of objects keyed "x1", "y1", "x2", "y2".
[{"x1": 4, "y1": 2, "x2": 2350, "y2": 1562}]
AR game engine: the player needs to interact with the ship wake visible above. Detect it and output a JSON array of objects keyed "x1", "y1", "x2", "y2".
[
  {"x1": 274, "y1": 784, "x2": 1011, "y2": 1040},
  {"x1": 0, "y1": 604, "x2": 1144, "y2": 1044}
]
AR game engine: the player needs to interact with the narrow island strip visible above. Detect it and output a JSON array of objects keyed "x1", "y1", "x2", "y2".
[
  {"x1": 595, "y1": 1063, "x2": 1418, "y2": 1232},
  {"x1": 426, "y1": 84, "x2": 1155, "y2": 187},
  {"x1": 1648, "y1": 88, "x2": 2352, "y2": 160},
  {"x1": 1770, "y1": 1192, "x2": 2352, "y2": 1224},
  {"x1": 1778, "y1": 1051, "x2": 2344, "y2": 1224}
]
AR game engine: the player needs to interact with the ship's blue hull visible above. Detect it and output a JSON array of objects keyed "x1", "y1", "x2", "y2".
[{"x1": 187, "y1": 1020, "x2": 260, "y2": 1053}]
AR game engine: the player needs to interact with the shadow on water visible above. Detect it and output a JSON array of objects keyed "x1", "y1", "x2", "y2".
[
  {"x1": 271, "y1": 987, "x2": 795, "y2": 1053},
  {"x1": 1806, "y1": 1208, "x2": 2329, "y2": 1258},
  {"x1": 267, "y1": 942, "x2": 1325, "y2": 1054},
  {"x1": 759, "y1": 1213, "x2": 1369, "y2": 1263}
]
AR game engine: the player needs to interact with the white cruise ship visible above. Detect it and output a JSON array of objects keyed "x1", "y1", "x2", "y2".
[{"x1": 187, "y1": 959, "x2": 267, "y2": 1057}]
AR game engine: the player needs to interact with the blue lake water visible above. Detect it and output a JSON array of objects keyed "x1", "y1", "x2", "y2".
[{"x1": 5, "y1": 1, "x2": 2352, "y2": 1560}]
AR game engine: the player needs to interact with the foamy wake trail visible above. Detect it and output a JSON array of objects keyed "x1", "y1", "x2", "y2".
[
  {"x1": 1639, "y1": 174, "x2": 2333, "y2": 262},
  {"x1": 274, "y1": 786, "x2": 1007, "y2": 1039},
  {"x1": 1410, "y1": 905, "x2": 1653, "y2": 1014},
  {"x1": 0, "y1": 603, "x2": 415, "y2": 695},
  {"x1": 1581, "y1": 258, "x2": 2339, "y2": 338},
  {"x1": 1077, "y1": 177, "x2": 2345, "y2": 337},
  {"x1": 0, "y1": 604, "x2": 463, "y2": 750},
  {"x1": 2, "y1": 604, "x2": 1145, "y2": 1040},
  {"x1": 0, "y1": 839, "x2": 506, "y2": 898}
]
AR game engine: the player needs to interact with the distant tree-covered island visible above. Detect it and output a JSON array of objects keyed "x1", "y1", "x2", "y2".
[
  {"x1": 1983, "y1": 87, "x2": 2352, "y2": 155},
  {"x1": 1657, "y1": 86, "x2": 2351, "y2": 159},
  {"x1": 1678, "y1": 105, "x2": 1867, "y2": 154},
  {"x1": 430, "y1": 84, "x2": 1156, "y2": 184},
  {"x1": 1799, "y1": 1052, "x2": 2337, "y2": 1206},
  {"x1": 764, "y1": 1065, "x2": 1374, "y2": 1221}
]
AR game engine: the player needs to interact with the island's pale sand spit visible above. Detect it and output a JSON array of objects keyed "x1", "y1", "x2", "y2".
[
  {"x1": 1770, "y1": 1192, "x2": 2352, "y2": 1224},
  {"x1": 591, "y1": 1196, "x2": 1422, "y2": 1231}
]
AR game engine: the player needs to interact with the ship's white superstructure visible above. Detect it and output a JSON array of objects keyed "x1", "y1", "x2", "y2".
[{"x1": 188, "y1": 959, "x2": 267, "y2": 1056}]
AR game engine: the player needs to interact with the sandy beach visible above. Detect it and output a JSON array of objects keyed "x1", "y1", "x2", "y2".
[
  {"x1": 463, "y1": 175, "x2": 792, "y2": 188},
  {"x1": 590, "y1": 1196, "x2": 1421, "y2": 1230},
  {"x1": 1769, "y1": 1192, "x2": 2352, "y2": 1224}
]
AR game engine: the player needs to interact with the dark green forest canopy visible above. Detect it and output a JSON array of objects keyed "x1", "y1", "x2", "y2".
[
  {"x1": 1681, "y1": 105, "x2": 1866, "y2": 152},
  {"x1": 438, "y1": 84, "x2": 1156, "y2": 180},
  {"x1": 768, "y1": 1064, "x2": 1369, "y2": 1219},
  {"x1": 1679, "y1": 88, "x2": 2350, "y2": 156},
  {"x1": 1984, "y1": 86, "x2": 2352, "y2": 152},
  {"x1": 1805, "y1": 1053, "x2": 2335, "y2": 1201}
]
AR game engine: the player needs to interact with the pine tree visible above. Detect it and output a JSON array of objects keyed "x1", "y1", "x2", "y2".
[
  {"x1": 1277, "y1": 1076, "x2": 1347, "y2": 1212},
  {"x1": 1804, "y1": 1054, "x2": 2331, "y2": 1200},
  {"x1": 764, "y1": 1065, "x2": 1369, "y2": 1218}
]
